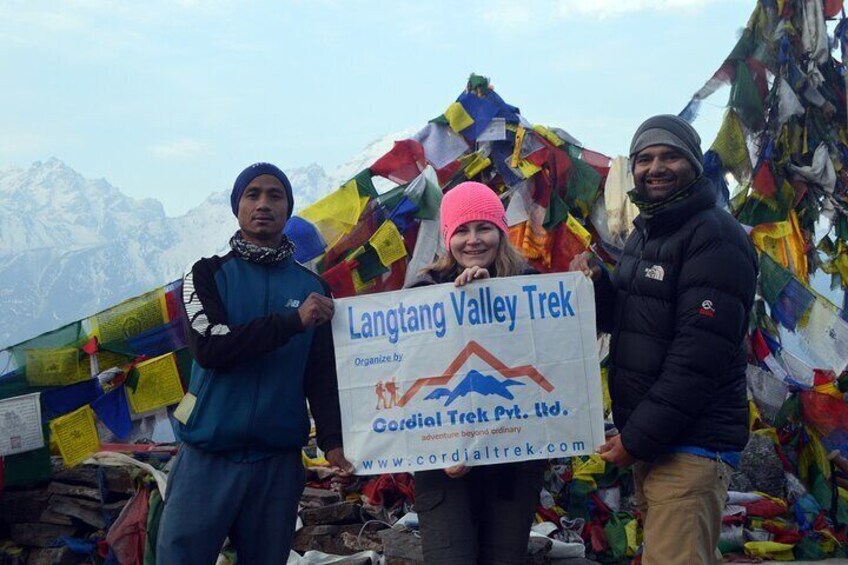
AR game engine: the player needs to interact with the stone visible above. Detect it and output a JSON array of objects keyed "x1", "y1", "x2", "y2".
[
  {"x1": 300, "y1": 502, "x2": 363, "y2": 526},
  {"x1": 9, "y1": 523, "x2": 77, "y2": 548},
  {"x1": 47, "y1": 482, "x2": 101, "y2": 501},
  {"x1": 524, "y1": 536, "x2": 553, "y2": 564},
  {"x1": 739, "y1": 434, "x2": 786, "y2": 498},
  {"x1": 379, "y1": 528, "x2": 423, "y2": 565},
  {"x1": 37, "y1": 509, "x2": 75, "y2": 526},
  {"x1": 51, "y1": 465, "x2": 134, "y2": 494},
  {"x1": 292, "y1": 523, "x2": 385, "y2": 555},
  {"x1": 300, "y1": 486, "x2": 342, "y2": 507},
  {"x1": 728, "y1": 470, "x2": 754, "y2": 493},
  {"x1": 47, "y1": 495, "x2": 106, "y2": 529},
  {"x1": 25, "y1": 547, "x2": 81, "y2": 565},
  {"x1": 0, "y1": 491, "x2": 51, "y2": 524}
]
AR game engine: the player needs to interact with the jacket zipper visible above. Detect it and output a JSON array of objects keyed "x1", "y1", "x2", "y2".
[{"x1": 245, "y1": 268, "x2": 269, "y2": 454}]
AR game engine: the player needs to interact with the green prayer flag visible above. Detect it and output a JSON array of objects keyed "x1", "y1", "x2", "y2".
[
  {"x1": 414, "y1": 173, "x2": 442, "y2": 221},
  {"x1": 603, "y1": 512, "x2": 631, "y2": 561},
  {"x1": 429, "y1": 114, "x2": 449, "y2": 126},
  {"x1": 729, "y1": 60, "x2": 764, "y2": 130},
  {"x1": 353, "y1": 169, "x2": 379, "y2": 200},
  {"x1": 376, "y1": 184, "x2": 407, "y2": 212},
  {"x1": 564, "y1": 149, "x2": 602, "y2": 218},
  {"x1": 355, "y1": 244, "x2": 389, "y2": 283},
  {"x1": 543, "y1": 193, "x2": 570, "y2": 231},
  {"x1": 5, "y1": 439, "x2": 52, "y2": 488},
  {"x1": 758, "y1": 252, "x2": 793, "y2": 306},
  {"x1": 12, "y1": 321, "x2": 85, "y2": 367}
]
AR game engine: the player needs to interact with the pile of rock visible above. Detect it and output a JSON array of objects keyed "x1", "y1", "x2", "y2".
[{"x1": 0, "y1": 463, "x2": 134, "y2": 565}]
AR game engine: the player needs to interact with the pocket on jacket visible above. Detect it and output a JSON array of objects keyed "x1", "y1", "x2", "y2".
[{"x1": 184, "y1": 372, "x2": 212, "y2": 430}]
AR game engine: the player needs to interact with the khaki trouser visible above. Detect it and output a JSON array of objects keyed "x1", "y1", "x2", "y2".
[{"x1": 634, "y1": 453, "x2": 730, "y2": 565}]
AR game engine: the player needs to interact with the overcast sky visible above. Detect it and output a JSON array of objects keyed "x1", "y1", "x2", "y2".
[{"x1": 0, "y1": 0, "x2": 753, "y2": 215}]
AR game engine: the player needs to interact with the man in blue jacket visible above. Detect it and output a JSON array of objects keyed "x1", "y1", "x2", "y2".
[
  {"x1": 157, "y1": 162, "x2": 352, "y2": 565},
  {"x1": 571, "y1": 116, "x2": 757, "y2": 565}
]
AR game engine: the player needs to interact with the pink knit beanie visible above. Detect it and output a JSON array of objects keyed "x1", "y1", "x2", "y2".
[{"x1": 440, "y1": 181, "x2": 508, "y2": 248}]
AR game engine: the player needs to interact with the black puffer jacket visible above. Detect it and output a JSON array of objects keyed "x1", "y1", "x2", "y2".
[{"x1": 595, "y1": 177, "x2": 758, "y2": 462}]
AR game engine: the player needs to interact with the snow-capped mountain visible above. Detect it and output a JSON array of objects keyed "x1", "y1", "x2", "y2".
[{"x1": 0, "y1": 130, "x2": 411, "y2": 349}]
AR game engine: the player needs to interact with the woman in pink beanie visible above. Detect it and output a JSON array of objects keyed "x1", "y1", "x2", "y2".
[{"x1": 409, "y1": 181, "x2": 545, "y2": 565}]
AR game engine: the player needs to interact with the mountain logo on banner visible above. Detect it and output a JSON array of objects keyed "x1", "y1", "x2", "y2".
[
  {"x1": 398, "y1": 340, "x2": 554, "y2": 408},
  {"x1": 423, "y1": 369, "x2": 525, "y2": 407}
]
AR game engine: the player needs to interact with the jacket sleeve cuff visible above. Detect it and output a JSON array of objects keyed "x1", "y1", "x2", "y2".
[
  {"x1": 279, "y1": 309, "x2": 305, "y2": 334},
  {"x1": 319, "y1": 434, "x2": 343, "y2": 454}
]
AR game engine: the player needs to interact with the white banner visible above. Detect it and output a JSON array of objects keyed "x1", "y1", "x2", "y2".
[{"x1": 332, "y1": 272, "x2": 605, "y2": 475}]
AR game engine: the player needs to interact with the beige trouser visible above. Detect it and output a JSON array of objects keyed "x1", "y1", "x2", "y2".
[{"x1": 633, "y1": 453, "x2": 730, "y2": 565}]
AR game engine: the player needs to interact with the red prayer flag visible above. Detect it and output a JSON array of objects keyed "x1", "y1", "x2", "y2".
[
  {"x1": 825, "y1": 0, "x2": 843, "y2": 18},
  {"x1": 752, "y1": 162, "x2": 777, "y2": 199},
  {"x1": 371, "y1": 140, "x2": 426, "y2": 185},
  {"x1": 322, "y1": 260, "x2": 357, "y2": 298},
  {"x1": 550, "y1": 223, "x2": 589, "y2": 273}
]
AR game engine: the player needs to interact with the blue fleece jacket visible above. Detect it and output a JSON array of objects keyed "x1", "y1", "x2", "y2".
[{"x1": 177, "y1": 252, "x2": 342, "y2": 461}]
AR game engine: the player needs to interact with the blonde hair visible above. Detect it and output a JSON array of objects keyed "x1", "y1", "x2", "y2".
[{"x1": 422, "y1": 230, "x2": 527, "y2": 280}]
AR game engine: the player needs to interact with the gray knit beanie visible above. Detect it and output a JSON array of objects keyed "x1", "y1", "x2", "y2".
[{"x1": 629, "y1": 115, "x2": 704, "y2": 175}]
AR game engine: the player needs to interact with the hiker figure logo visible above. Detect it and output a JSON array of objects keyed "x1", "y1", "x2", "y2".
[{"x1": 375, "y1": 378, "x2": 400, "y2": 410}]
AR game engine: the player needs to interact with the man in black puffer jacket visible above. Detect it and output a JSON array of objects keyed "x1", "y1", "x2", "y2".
[{"x1": 571, "y1": 115, "x2": 758, "y2": 565}]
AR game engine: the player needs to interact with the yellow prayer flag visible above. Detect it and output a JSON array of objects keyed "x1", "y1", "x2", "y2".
[
  {"x1": 49, "y1": 405, "x2": 100, "y2": 468},
  {"x1": 351, "y1": 267, "x2": 376, "y2": 294},
  {"x1": 750, "y1": 221, "x2": 793, "y2": 267},
  {"x1": 748, "y1": 399, "x2": 761, "y2": 429},
  {"x1": 750, "y1": 212, "x2": 808, "y2": 281},
  {"x1": 25, "y1": 348, "x2": 87, "y2": 387},
  {"x1": 91, "y1": 289, "x2": 169, "y2": 345},
  {"x1": 532, "y1": 125, "x2": 564, "y2": 147},
  {"x1": 566, "y1": 214, "x2": 592, "y2": 248},
  {"x1": 572, "y1": 455, "x2": 606, "y2": 488},
  {"x1": 798, "y1": 428, "x2": 831, "y2": 483},
  {"x1": 464, "y1": 156, "x2": 492, "y2": 179},
  {"x1": 786, "y1": 210, "x2": 809, "y2": 281},
  {"x1": 813, "y1": 381, "x2": 844, "y2": 399},
  {"x1": 126, "y1": 353, "x2": 185, "y2": 414},
  {"x1": 711, "y1": 110, "x2": 751, "y2": 181},
  {"x1": 624, "y1": 518, "x2": 642, "y2": 557},
  {"x1": 443, "y1": 102, "x2": 474, "y2": 133},
  {"x1": 348, "y1": 245, "x2": 377, "y2": 294},
  {"x1": 511, "y1": 127, "x2": 526, "y2": 168},
  {"x1": 744, "y1": 541, "x2": 795, "y2": 561},
  {"x1": 369, "y1": 220, "x2": 408, "y2": 267},
  {"x1": 299, "y1": 179, "x2": 364, "y2": 249},
  {"x1": 515, "y1": 159, "x2": 541, "y2": 178}
]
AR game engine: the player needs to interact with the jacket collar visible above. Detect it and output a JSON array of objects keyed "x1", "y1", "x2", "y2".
[{"x1": 633, "y1": 176, "x2": 717, "y2": 236}]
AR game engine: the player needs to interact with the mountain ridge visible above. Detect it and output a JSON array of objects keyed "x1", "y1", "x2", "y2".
[{"x1": 0, "y1": 131, "x2": 411, "y2": 349}]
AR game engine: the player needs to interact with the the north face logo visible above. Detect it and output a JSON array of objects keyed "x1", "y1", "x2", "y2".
[{"x1": 644, "y1": 265, "x2": 665, "y2": 281}]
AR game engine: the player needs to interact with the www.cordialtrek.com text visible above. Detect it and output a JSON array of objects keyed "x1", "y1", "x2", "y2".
[{"x1": 360, "y1": 440, "x2": 587, "y2": 471}]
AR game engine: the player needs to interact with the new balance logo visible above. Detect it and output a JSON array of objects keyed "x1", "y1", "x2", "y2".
[
  {"x1": 644, "y1": 265, "x2": 665, "y2": 281},
  {"x1": 285, "y1": 299, "x2": 301, "y2": 308}
]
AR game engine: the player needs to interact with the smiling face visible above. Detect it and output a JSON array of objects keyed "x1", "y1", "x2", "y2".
[
  {"x1": 237, "y1": 174, "x2": 289, "y2": 246},
  {"x1": 632, "y1": 144, "x2": 698, "y2": 201},
  {"x1": 449, "y1": 220, "x2": 501, "y2": 270}
]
